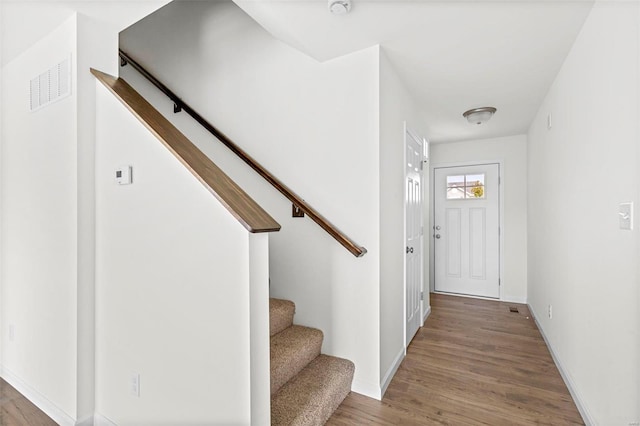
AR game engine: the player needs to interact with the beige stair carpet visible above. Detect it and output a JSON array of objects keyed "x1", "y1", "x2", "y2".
[
  {"x1": 271, "y1": 355, "x2": 355, "y2": 426},
  {"x1": 270, "y1": 298, "x2": 355, "y2": 426},
  {"x1": 270, "y1": 298, "x2": 295, "y2": 336},
  {"x1": 271, "y1": 325, "x2": 323, "y2": 395}
]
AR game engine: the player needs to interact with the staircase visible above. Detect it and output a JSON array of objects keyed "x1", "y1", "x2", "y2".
[{"x1": 270, "y1": 298, "x2": 355, "y2": 426}]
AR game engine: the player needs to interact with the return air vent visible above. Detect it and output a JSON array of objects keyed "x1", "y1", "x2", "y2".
[{"x1": 30, "y1": 56, "x2": 71, "y2": 112}]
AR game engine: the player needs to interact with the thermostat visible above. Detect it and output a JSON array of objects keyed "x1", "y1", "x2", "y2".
[{"x1": 115, "y1": 165, "x2": 132, "y2": 185}]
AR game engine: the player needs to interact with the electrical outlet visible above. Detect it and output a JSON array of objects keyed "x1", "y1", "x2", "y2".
[
  {"x1": 130, "y1": 372, "x2": 140, "y2": 397},
  {"x1": 8, "y1": 324, "x2": 15, "y2": 342},
  {"x1": 548, "y1": 305, "x2": 553, "y2": 319}
]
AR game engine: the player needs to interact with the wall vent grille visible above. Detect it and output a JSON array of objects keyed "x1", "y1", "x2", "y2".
[{"x1": 30, "y1": 56, "x2": 71, "y2": 112}]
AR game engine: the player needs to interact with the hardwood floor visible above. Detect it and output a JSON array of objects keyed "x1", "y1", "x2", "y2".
[
  {"x1": 0, "y1": 293, "x2": 583, "y2": 425},
  {"x1": 0, "y1": 379, "x2": 56, "y2": 426},
  {"x1": 328, "y1": 293, "x2": 584, "y2": 425}
]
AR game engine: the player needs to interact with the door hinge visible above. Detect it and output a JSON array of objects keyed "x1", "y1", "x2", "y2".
[
  {"x1": 498, "y1": 227, "x2": 501, "y2": 236},
  {"x1": 420, "y1": 291, "x2": 424, "y2": 301},
  {"x1": 499, "y1": 278, "x2": 501, "y2": 286},
  {"x1": 498, "y1": 176, "x2": 501, "y2": 185}
]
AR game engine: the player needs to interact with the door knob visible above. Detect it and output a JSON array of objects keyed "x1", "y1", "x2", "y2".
[
  {"x1": 435, "y1": 225, "x2": 441, "y2": 230},
  {"x1": 410, "y1": 247, "x2": 414, "y2": 253},
  {"x1": 435, "y1": 234, "x2": 441, "y2": 239}
]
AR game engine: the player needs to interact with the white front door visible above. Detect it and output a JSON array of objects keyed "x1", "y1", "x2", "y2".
[
  {"x1": 434, "y1": 164, "x2": 500, "y2": 298},
  {"x1": 405, "y1": 128, "x2": 423, "y2": 346}
]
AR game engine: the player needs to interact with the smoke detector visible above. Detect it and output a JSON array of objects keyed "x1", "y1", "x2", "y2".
[{"x1": 329, "y1": 0, "x2": 351, "y2": 15}]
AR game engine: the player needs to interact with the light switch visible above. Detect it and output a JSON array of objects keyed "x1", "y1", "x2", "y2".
[
  {"x1": 619, "y1": 202, "x2": 633, "y2": 230},
  {"x1": 115, "y1": 165, "x2": 132, "y2": 185}
]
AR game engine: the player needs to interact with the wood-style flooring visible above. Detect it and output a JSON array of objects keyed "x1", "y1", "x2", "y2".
[
  {"x1": 0, "y1": 379, "x2": 56, "y2": 426},
  {"x1": 0, "y1": 293, "x2": 584, "y2": 426},
  {"x1": 328, "y1": 293, "x2": 584, "y2": 425}
]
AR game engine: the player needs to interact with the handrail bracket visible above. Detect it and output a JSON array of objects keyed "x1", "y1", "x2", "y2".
[{"x1": 292, "y1": 204, "x2": 305, "y2": 218}]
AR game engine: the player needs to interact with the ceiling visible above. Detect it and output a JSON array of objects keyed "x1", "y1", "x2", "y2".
[
  {"x1": 0, "y1": 0, "x2": 169, "y2": 67},
  {"x1": 2, "y1": 0, "x2": 594, "y2": 143},
  {"x1": 234, "y1": 0, "x2": 594, "y2": 143}
]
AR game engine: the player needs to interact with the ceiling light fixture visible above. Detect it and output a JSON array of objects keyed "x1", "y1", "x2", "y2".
[
  {"x1": 463, "y1": 107, "x2": 497, "y2": 125},
  {"x1": 329, "y1": 0, "x2": 351, "y2": 15}
]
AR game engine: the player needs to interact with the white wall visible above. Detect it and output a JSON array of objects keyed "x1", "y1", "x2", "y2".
[
  {"x1": 95, "y1": 83, "x2": 266, "y2": 424},
  {"x1": 430, "y1": 135, "x2": 528, "y2": 303},
  {"x1": 528, "y1": 2, "x2": 639, "y2": 424},
  {"x1": 0, "y1": 5, "x2": 164, "y2": 423},
  {"x1": 379, "y1": 49, "x2": 427, "y2": 392},
  {"x1": 1, "y1": 14, "x2": 78, "y2": 421},
  {"x1": 120, "y1": 0, "x2": 385, "y2": 397}
]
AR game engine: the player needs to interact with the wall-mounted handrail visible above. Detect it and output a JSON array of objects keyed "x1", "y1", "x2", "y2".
[
  {"x1": 91, "y1": 68, "x2": 281, "y2": 234},
  {"x1": 118, "y1": 49, "x2": 367, "y2": 258}
]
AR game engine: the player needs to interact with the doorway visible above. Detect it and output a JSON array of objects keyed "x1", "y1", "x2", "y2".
[{"x1": 433, "y1": 163, "x2": 501, "y2": 298}]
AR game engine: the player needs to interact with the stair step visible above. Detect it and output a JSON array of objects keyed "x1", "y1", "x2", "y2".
[
  {"x1": 271, "y1": 354, "x2": 355, "y2": 426},
  {"x1": 270, "y1": 298, "x2": 295, "y2": 337},
  {"x1": 271, "y1": 325, "x2": 323, "y2": 395}
]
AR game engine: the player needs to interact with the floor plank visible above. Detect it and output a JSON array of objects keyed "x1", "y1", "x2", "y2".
[
  {"x1": 0, "y1": 379, "x2": 56, "y2": 426},
  {"x1": 328, "y1": 293, "x2": 584, "y2": 425}
]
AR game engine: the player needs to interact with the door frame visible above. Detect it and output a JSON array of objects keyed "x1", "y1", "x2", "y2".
[
  {"x1": 429, "y1": 160, "x2": 505, "y2": 301},
  {"x1": 403, "y1": 122, "x2": 426, "y2": 351}
]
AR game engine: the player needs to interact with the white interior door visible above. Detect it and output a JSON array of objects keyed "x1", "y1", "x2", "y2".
[
  {"x1": 405, "y1": 129, "x2": 423, "y2": 346},
  {"x1": 434, "y1": 164, "x2": 500, "y2": 298}
]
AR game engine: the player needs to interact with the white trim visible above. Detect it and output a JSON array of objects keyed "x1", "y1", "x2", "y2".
[
  {"x1": 422, "y1": 305, "x2": 432, "y2": 323},
  {"x1": 380, "y1": 348, "x2": 405, "y2": 398},
  {"x1": 75, "y1": 415, "x2": 94, "y2": 426},
  {"x1": 528, "y1": 305, "x2": 594, "y2": 426},
  {"x1": 501, "y1": 296, "x2": 527, "y2": 304},
  {"x1": 93, "y1": 413, "x2": 118, "y2": 426},
  {"x1": 0, "y1": 365, "x2": 76, "y2": 426},
  {"x1": 430, "y1": 160, "x2": 505, "y2": 301},
  {"x1": 351, "y1": 379, "x2": 381, "y2": 400}
]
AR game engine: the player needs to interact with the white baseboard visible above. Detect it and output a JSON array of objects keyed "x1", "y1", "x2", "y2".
[
  {"x1": 380, "y1": 348, "x2": 405, "y2": 398},
  {"x1": 528, "y1": 305, "x2": 595, "y2": 426},
  {"x1": 501, "y1": 296, "x2": 527, "y2": 304},
  {"x1": 75, "y1": 415, "x2": 95, "y2": 426},
  {"x1": 351, "y1": 379, "x2": 381, "y2": 400},
  {"x1": 422, "y1": 305, "x2": 432, "y2": 323},
  {"x1": 0, "y1": 365, "x2": 76, "y2": 426},
  {"x1": 93, "y1": 413, "x2": 118, "y2": 426}
]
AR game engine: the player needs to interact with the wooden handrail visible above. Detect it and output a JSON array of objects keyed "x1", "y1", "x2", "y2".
[
  {"x1": 91, "y1": 68, "x2": 281, "y2": 234},
  {"x1": 118, "y1": 49, "x2": 367, "y2": 258}
]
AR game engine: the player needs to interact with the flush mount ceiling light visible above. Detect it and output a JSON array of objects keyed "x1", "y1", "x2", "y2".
[
  {"x1": 463, "y1": 107, "x2": 497, "y2": 125},
  {"x1": 329, "y1": 0, "x2": 351, "y2": 15}
]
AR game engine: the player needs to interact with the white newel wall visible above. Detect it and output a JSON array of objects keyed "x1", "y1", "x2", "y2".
[
  {"x1": 528, "y1": 2, "x2": 639, "y2": 424},
  {"x1": 120, "y1": 0, "x2": 383, "y2": 397},
  {"x1": 95, "y1": 83, "x2": 268, "y2": 424}
]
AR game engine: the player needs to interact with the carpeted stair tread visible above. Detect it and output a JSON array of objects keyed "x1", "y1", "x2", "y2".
[
  {"x1": 271, "y1": 325, "x2": 323, "y2": 395},
  {"x1": 271, "y1": 354, "x2": 355, "y2": 426},
  {"x1": 270, "y1": 298, "x2": 296, "y2": 337}
]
